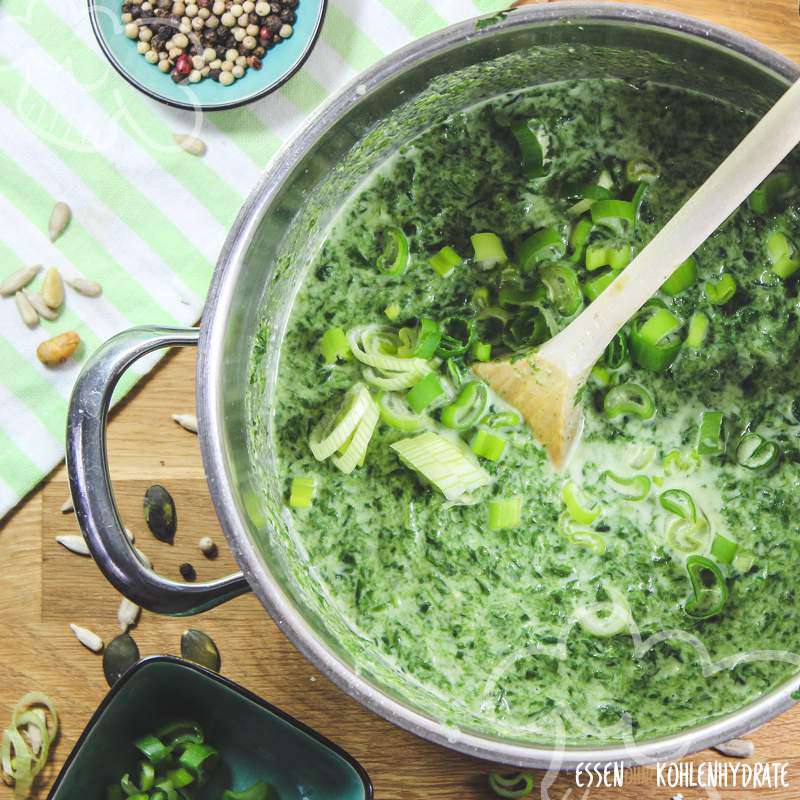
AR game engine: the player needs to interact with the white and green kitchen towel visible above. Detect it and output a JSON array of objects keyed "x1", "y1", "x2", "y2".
[{"x1": 0, "y1": 0, "x2": 511, "y2": 517}]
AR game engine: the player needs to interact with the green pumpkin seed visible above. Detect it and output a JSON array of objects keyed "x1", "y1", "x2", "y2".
[
  {"x1": 144, "y1": 484, "x2": 176, "y2": 544},
  {"x1": 181, "y1": 629, "x2": 221, "y2": 672},
  {"x1": 103, "y1": 633, "x2": 140, "y2": 686}
]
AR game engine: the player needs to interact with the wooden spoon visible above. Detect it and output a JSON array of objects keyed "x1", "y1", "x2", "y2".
[{"x1": 474, "y1": 79, "x2": 800, "y2": 469}]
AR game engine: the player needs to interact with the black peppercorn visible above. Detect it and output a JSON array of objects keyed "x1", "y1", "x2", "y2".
[
  {"x1": 209, "y1": 68, "x2": 221, "y2": 81},
  {"x1": 279, "y1": 9, "x2": 295, "y2": 23},
  {"x1": 179, "y1": 562, "x2": 197, "y2": 581},
  {"x1": 266, "y1": 13, "x2": 281, "y2": 32}
]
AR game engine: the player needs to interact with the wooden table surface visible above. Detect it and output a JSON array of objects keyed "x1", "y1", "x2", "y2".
[{"x1": 4, "y1": 1, "x2": 800, "y2": 798}]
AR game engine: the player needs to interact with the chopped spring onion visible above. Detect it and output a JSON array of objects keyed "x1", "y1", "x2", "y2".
[
  {"x1": 391, "y1": 431, "x2": 491, "y2": 500},
  {"x1": 384, "y1": 303, "x2": 400, "y2": 321},
  {"x1": 586, "y1": 243, "x2": 632, "y2": 271},
  {"x1": 628, "y1": 444, "x2": 656, "y2": 469},
  {"x1": 472, "y1": 286, "x2": 490, "y2": 308},
  {"x1": 289, "y1": 477, "x2": 316, "y2": 509},
  {"x1": 223, "y1": 781, "x2": 275, "y2": 800},
  {"x1": 603, "y1": 382, "x2": 655, "y2": 420},
  {"x1": 321, "y1": 326, "x2": 350, "y2": 364},
  {"x1": 510, "y1": 118, "x2": 548, "y2": 178},
  {"x1": 630, "y1": 305, "x2": 683, "y2": 372},
  {"x1": 488, "y1": 496, "x2": 522, "y2": 530},
  {"x1": 626, "y1": 157, "x2": 660, "y2": 183},
  {"x1": 590, "y1": 198, "x2": 636, "y2": 236},
  {"x1": 540, "y1": 263, "x2": 582, "y2": 316},
  {"x1": 502, "y1": 306, "x2": 552, "y2": 350},
  {"x1": 471, "y1": 340, "x2": 492, "y2": 361},
  {"x1": 471, "y1": 232, "x2": 508, "y2": 268},
  {"x1": 488, "y1": 771, "x2": 535, "y2": 799},
  {"x1": 437, "y1": 315, "x2": 475, "y2": 358},
  {"x1": 406, "y1": 373, "x2": 446, "y2": 414},
  {"x1": 331, "y1": 392, "x2": 379, "y2": 474},
  {"x1": 710, "y1": 533, "x2": 738, "y2": 565},
  {"x1": 377, "y1": 391, "x2": 427, "y2": 432},
  {"x1": 661, "y1": 256, "x2": 697, "y2": 296},
  {"x1": 748, "y1": 171, "x2": 792, "y2": 214},
  {"x1": 398, "y1": 318, "x2": 441, "y2": 359},
  {"x1": 562, "y1": 482, "x2": 600, "y2": 525},
  {"x1": 566, "y1": 527, "x2": 607, "y2": 555},
  {"x1": 517, "y1": 227, "x2": 565, "y2": 269},
  {"x1": 684, "y1": 555, "x2": 728, "y2": 620},
  {"x1": 603, "y1": 471, "x2": 651, "y2": 501},
  {"x1": 309, "y1": 383, "x2": 373, "y2": 461},
  {"x1": 376, "y1": 226, "x2": 409, "y2": 275},
  {"x1": 663, "y1": 448, "x2": 701, "y2": 475},
  {"x1": 428, "y1": 245, "x2": 462, "y2": 277},
  {"x1": 568, "y1": 218, "x2": 593, "y2": 263},
  {"x1": 470, "y1": 429, "x2": 507, "y2": 462},
  {"x1": 659, "y1": 489, "x2": 696, "y2": 521},
  {"x1": 564, "y1": 171, "x2": 614, "y2": 216},
  {"x1": 736, "y1": 432, "x2": 781, "y2": 472},
  {"x1": 666, "y1": 515, "x2": 710, "y2": 554},
  {"x1": 574, "y1": 586, "x2": 632, "y2": 637},
  {"x1": 348, "y1": 325, "x2": 431, "y2": 390},
  {"x1": 441, "y1": 382, "x2": 489, "y2": 431},
  {"x1": 591, "y1": 365, "x2": 611, "y2": 386},
  {"x1": 766, "y1": 230, "x2": 800, "y2": 279},
  {"x1": 697, "y1": 410, "x2": 725, "y2": 456},
  {"x1": 685, "y1": 311, "x2": 710, "y2": 348},
  {"x1": 498, "y1": 282, "x2": 543, "y2": 307},
  {"x1": 582, "y1": 269, "x2": 619, "y2": 302},
  {"x1": 481, "y1": 410, "x2": 522, "y2": 428},
  {"x1": 733, "y1": 550, "x2": 755, "y2": 573},
  {"x1": 704, "y1": 274, "x2": 737, "y2": 305},
  {"x1": 446, "y1": 357, "x2": 465, "y2": 387},
  {"x1": 604, "y1": 331, "x2": 628, "y2": 369}
]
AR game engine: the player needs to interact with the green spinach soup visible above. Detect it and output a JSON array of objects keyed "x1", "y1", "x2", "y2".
[{"x1": 269, "y1": 79, "x2": 800, "y2": 744}]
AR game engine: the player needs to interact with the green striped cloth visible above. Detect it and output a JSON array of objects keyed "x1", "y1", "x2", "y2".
[{"x1": 0, "y1": 0, "x2": 508, "y2": 517}]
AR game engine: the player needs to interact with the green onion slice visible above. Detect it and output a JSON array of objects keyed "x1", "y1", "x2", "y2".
[
  {"x1": 481, "y1": 410, "x2": 522, "y2": 428},
  {"x1": 736, "y1": 433, "x2": 781, "y2": 472},
  {"x1": 582, "y1": 269, "x2": 619, "y2": 302},
  {"x1": 603, "y1": 331, "x2": 628, "y2": 369},
  {"x1": 391, "y1": 431, "x2": 491, "y2": 500},
  {"x1": 574, "y1": 586, "x2": 632, "y2": 637},
  {"x1": 630, "y1": 305, "x2": 683, "y2": 372},
  {"x1": 502, "y1": 306, "x2": 552, "y2": 350},
  {"x1": 626, "y1": 157, "x2": 660, "y2": 184},
  {"x1": 540, "y1": 263, "x2": 582, "y2": 316},
  {"x1": 602, "y1": 471, "x2": 651, "y2": 501},
  {"x1": 685, "y1": 311, "x2": 709, "y2": 349},
  {"x1": 663, "y1": 448, "x2": 701, "y2": 475},
  {"x1": 566, "y1": 526, "x2": 607, "y2": 556},
  {"x1": 732, "y1": 550, "x2": 755, "y2": 574},
  {"x1": 567, "y1": 218, "x2": 593, "y2": 263},
  {"x1": 441, "y1": 382, "x2": 490, "y2": 431},
  {"x1": 748, "y1": 171, "x2": 792, "y2": 214},
  {"x1": 488, "y1": 496, "x2": 522, "y2": 530},
  {"x1": 397, "y1": 318, "x2": 441, "y2": 359},
  {"x1": 586, "y1": 243, "x2": 632, "y2": 271},
  {"x1": 704, "y1": 274, "x2": 737, "y2": 305},
  {"x1": 659, "y1": 489, "x2": 696, "y2": 521},
  {"x1": 471, "y1": 340, "x2": 492, "y2": 362},
  {"x1": 510, "y1": 118, "x2": 548, "y2": 178},
  {"x1": 309, "y1": 383, "x2": 373, "y2": 462},
  {"x1": 154, "y1": 720, "x2": 204, "y2": 748},
  {"x1": 710, "y1": 533, "x2": 738, "y2": 565},
  {"x1": 223, "y1": 781, "x2": 275, "y2": 800},
  {"x1": 179, "y1": 743, "x2": 218, "y2": 782},
  {"x1": 766, "y1": 230, "x2": 800, "y2": 279},
  {"x1": 436, "y1": 315, "x2": 475, "y2": 358},
  {"x1": 321, "y1": 326, "x2": 351, "y2": 365},
  {"x1": 684, "y1": 554, "x2": 728, "y2": 620},
  {"x1": 384, "y1": 303, "x2": 400, "y2": 321},
  {"x1": 377, "y1": 391, "x2": 428, "y2": 433},
  {"x1": 489, "y1": 771, "x2": 535, "y2": 799},
  {"x1": 376, "y1": 226, "x2": 409, "y2": 276},
  {"x1": 289, "y1": 477, "x2": 316, "y2": 509},
  {"x1": 470, "y1": 428, "x2": 507, "y2": 462},
  {"x1": 406, "y1": 372, "x2": 446, "y2": 414},
  {"x1": 428, "y1": 245, "x2": 462, "y2": 277},
  {"x1": 518, "y1": 226, "x2": 565, "y2": 269},
  {"x1": 697, "y1": 411, "x2": 725, "y2": 457},
  {"x1": 666, "y1": 515, "x2": 710, "y2": 555},
  {"x1": 590, "y1": 198, "x2": 636, "y2": 236},
  {"x1": 498, "y1": 283, "x2": 543, "y2": 308},
  {"x1": 471, "y1": 232, "x2": 508, "y2": 268},
  {"x1": 661, "y1": 256, "x2": 697, "y2": 296},
  {"x1": 603, "y1": 382, "x2": 655, "y2": 420},
  {"x1": 134, "y1": 734, "x2": 170, "y2": 765},
  {"x1": 562, "y1": 482, "x2": 600, "y2": 525}
]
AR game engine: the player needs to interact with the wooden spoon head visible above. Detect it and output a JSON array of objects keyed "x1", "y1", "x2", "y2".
[{"x1": 472, "y1": 351, "x2": 583, "y2": 469}]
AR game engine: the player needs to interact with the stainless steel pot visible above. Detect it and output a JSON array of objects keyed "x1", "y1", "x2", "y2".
[{"x1": 67, "y1": 3, "x2": 800, "y2": 769}]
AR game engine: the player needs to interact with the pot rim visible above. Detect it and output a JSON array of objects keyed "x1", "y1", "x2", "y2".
[{"x1": 198, "y1": 3, "x2": 800, "y2": 769}]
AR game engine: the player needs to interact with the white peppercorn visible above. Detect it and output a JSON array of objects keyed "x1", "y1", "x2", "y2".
[
  {"x1": 198, "y1": 7, "x2": 210, "y2": 18},
  {"x1": 220, "y1": 59, "x2": 233, "y2": 71},
  {"x1": 173, "y1": 32, "x2": 189, "y2": 48},
  {"x1": 230, "y1": 3, "x2": 243, "y2": 15},
  {"x1": 189, "y1": 69, "x2": 202, "y2": 82},
  {"x1": 219, "y1": 70, "x2": 234, "y2": 85},
  {"x1": 122, "y1": 12, "x2": 133, "y2": 23},
  {"x1": 185, "y1": 2, "x2": 198, "y2": 16},
  {"x1": 232, "y1": 64, "x2": 244, "y2": 78},
  {"x1": 203, "y1": 46, "x2": 216, "y2": 62},
  {"x1": 236, "y1": 55, "x2": 246, "y2": 66},
  {"x1": 124, "y1": 22, "x2": 139, "y2": 38},
  {"x1": 209, "y1": 58, "x2": 222, "y2": 69},
  {"x1": 141, "y1": 1, "x2": 152, "y2": 9},
  {"x1": 242, "y1": 35, "x2": 256, "y2": 50},
  {"x1": 279, "y1": 23, "x2": 292, "y2": 38},
  {"x1": 192, "y1": 54, "x2": 204, "y2": 69},
  {"x1": 221, "y1": 11, "x2": 235, "y2": 25},
  {"x1": 206, "y1": 14, "x2": 219, "y2": 27},
  {"x1": 237, "y1": 12, "x2": 248, "y2": 26},
  {"x1": 212, "y1": 0, "x2": 225, "y2": 13},
  {"x1": 169, "y1": 46, "x2": 182, "y2": 59},
  {"x1": 137, "y1": 40, "x2": 151, "y2": 54},
  {"x1": 201, "y1": 65, "x2": 210, "y2": 76},
  {"x1": 145, "y1": 49, "x2": 159, "y2": 63},
  {"x1": 242, "y1": 1, "x2": 254, "y2": 12},
  {"x1": 225, "y1": 48, "x2": 239, "y2": 61},
  {"x1": 172, "y1": 1, "x2": 186, "y2": 14},
  {"x1": 179, "y1": 20, "x2": 191, "y2": 33},
  {"x1": 246, "y1": 23, "x2": 258, "y2": 35},
  {"x1": 191, "y1": 16, "x2": 204, "y2": 29},
  {"x1": 232, "y1": 26, "x2": 245, "y2": 41},
  {"x1": 158, "y1": 59, "x2": 170, "y2": 72},
  {"x1": 255, "y1": 1, "x2": 269, "y2": 13},
  {"x1": 139, "y1": 26, "x2": 153, "y2": 41}
]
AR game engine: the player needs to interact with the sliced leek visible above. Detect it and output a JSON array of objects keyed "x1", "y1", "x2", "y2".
[
  {"x1": 309, "y1": 383, "x2": 372, "y2": 461},
  {"x1": 331, "y1": 392, "x2": 380, "y2": 474}
]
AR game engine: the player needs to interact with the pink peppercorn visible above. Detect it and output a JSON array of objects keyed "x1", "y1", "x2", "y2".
[{"x1": 175, "y1": 53, "x2": 193, "y2": 75}]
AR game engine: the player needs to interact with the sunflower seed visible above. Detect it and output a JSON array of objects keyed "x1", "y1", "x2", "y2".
[
  {"x1": 712, "y1": 738, "x2": 754, "y2": 758},
  {"x1": 144, "y1": 484, "x2": 176, "y2": 544},
  {"x1": 15, "y1": 291, "x2": 38, "y2": 327},
  {"x1": 56, "y1": 534, "x2": 91, "y2": 556},
  {"x1": 117, "y1": 597, "x2": 141, "y2": 632},
  {"x1": 65, "y1": 277, "x2": 102, "y2": 297},
  {"x1": 0, "y1": 265, "x2": 41, "y2": 297},
  {"x1": 25, "y1": 290, "x2": 58, "y2": 321},
  {"x1": 41, "y1": 267, "x2": 64, "y2": 309},
  {"x1": 181, "y1": 629, "x2": 221, "y2": 672},
  {"x1": 103, "y1": 633, "x2": 140, "y2": 686},
  {"x1": 69, "y1": 623, "x2": 103, "y2": 652},
  {"x1": 171, "y1": 413, "x2": 198, "y2": 433},
  {"x1": 61, "y1": 495, "x2": 74, "y2": 513},
  {"x1": 173, "y1": 134, "x2": 206, "y2": 156},
  {"x1": 49, "y1": 202, "x2": 71, "y2": 242}
]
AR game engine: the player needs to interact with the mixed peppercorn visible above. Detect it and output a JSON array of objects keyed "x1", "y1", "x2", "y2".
[{"x1": 121, "y1": 0, "x2": 300, "y2": 86}]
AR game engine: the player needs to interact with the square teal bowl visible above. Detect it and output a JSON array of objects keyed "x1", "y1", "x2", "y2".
[
  {"x1": 47, "y1": 656, "x2": 372, "y2": 799},
  {"x1": 88, "y1": 0, "x2": 326, "y2": 111}
]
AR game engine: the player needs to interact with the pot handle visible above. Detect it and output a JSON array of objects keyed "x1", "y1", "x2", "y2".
[{"x1": 66, "y1": 325, "x2": 250, "y2": 615}]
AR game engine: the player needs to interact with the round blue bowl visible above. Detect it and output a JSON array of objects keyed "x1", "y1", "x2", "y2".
[{"x1": 88, "y1": 0, "x2": 327, "y2": 111}]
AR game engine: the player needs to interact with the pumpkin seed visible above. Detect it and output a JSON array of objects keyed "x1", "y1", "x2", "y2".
[
  {"x1": 41, "y1": 267, "x2": 64, "y2": 309},
  {"x1": 65, "y1": 277, "x2": 102, "y2": 297},
  {"x1": 103, "y1": 633, "x2": 140, "y2": 686},
  {"x1": 14, "y1": 291, "x2": 38, "y2": 327},
  {"x1": 172, "y1": 133, "x2": 206, "y2": 156},
  {"x1": 0, "y1": 265, "x2": 40, "y2": 297},
  {"x1": 49, "y1": 202, "x2": 71, "y2": 242},
  {"x1": 143, "y1": 484, "x2": 176, "y2": 544},
  {"x1": 181, "y1": 629, "x2": 221, "y2": 672},
  {"x1": 171, "y1": 413, "x2": 198, "y2": 433},
  {"x1": 70, "y1": 623, "x2": 103, "y2": 652}
]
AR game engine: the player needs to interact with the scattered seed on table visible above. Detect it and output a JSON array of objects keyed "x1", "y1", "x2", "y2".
[
  {"x1": 0, "y1": 265, "x2": 41, "y2": 297},
  {"x1": 117, "y1": 597, "x2": 141, "y2": 633},
  {"x1": 70, "y1": 623, "x2": 103, "y2": 653},
  {"x1": 60, "y1": 495, "x2": 74, "y2": 514},
  {"x1": 36, "y1": 331, "x2": 81, "y2": 366},
  {"x1": 103, "y1": 633, "x2": 140, "y2": 686},
  {"x1": 181, "y1": 629, "x2": 221, "y2": 672},
  {"x1": 134, "y1": 547, "x2": 152, "y2": 569},
  {"x1": 173, "y1": 134, "x2": 207, "y2": 156},
  {"x1": 172, "y1": 413, "x2": 198, "y2": 433},
  {"x1": 179, "y1": 562, "x2": 197, "y2": 581},
  {"x1": 25, "y1": 290, "x2": 58, "y2": 321},
  {"x1": 14, "y1": 291, "x2": 38, "y2": 327},
  {"x1": 143, "y1": 484, "x2": 177, "y2": 544},
  {"x1": 56, "y1": 534, "x2": 91, "y2": 557},
  {"x1": 65, "y1": 276, "x2": 103, "y2": 297},
  {"x1": 712, "y1": 738, "x2": 754, "y2": 758},
  {"x1": 41, "y1": 267, "x2": 64, "y2": 310},
  {"x1": 198, "y1": 536, "x2": 217, "y2": 558},
  {"x1": 48, "y1": 202, "x2": 71, "y2": 242},
  {"x1": 124, "y1": 527, "x2": 135, "y2": 544}
]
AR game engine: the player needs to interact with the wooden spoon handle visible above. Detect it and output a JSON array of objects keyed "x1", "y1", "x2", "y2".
[{"x1": 540, "y1": 77, "x2": 800, "y2": 379}]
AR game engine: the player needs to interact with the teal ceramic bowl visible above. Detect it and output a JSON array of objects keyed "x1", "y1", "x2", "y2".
[
  {"x1": 88, "y1": 0, "x2": 326, "y2": 111},
  {"x1": 47, "y1": 656, "x2": 372, "y2": 800}
]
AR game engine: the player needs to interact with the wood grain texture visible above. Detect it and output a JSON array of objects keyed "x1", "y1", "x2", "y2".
[{"x1": 3, "y1": 2, "x2": 800, "y2": 797}]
